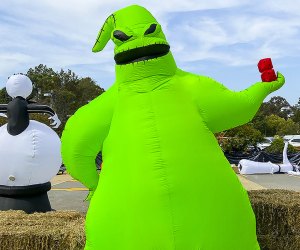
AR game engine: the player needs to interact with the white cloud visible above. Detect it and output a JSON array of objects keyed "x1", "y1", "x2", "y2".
[
  {"x1": 165, "y1": 9, "x2": 300, "y2": 68},
  {"x1": 0, "y1": 0, "x2": 300, "y2": 105}
]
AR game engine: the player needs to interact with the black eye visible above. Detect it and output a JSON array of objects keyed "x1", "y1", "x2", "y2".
[
  {"x1": 113, "y1": 30, "x2": 132, "y2": 42},
  {"x1": 144, "y1": 24, "x2": 157, "y2": 35}
]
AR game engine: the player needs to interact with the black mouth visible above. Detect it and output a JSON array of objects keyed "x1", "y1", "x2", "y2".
[{"x1": 114, "y1": 44, "x2": 170, "y2": 65}]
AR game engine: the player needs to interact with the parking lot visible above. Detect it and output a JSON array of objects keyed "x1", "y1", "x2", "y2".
[
  {"x1": 243, "y1": 173, "x2": 300, "y2": 191},
  {"x1": 49, "y1": 174, "x2": 89, "y2": 213},
  {"x1": 50, "y1": 173, "x2": 300, "y2": 213}
]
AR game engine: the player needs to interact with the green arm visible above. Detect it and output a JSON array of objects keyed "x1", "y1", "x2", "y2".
[
  {"x1": 195, "y1": 72, "x2": 285, "y2": 133},
  {"x1": 61, "y1": 84, "x2": 116, "y2": 191}
]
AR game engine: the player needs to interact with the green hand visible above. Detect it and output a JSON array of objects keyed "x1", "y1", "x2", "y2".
[{"x1": 270, "y1": 71, "x2": 285, "y2": 92}]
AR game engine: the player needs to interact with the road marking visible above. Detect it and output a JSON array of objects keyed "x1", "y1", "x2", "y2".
[
  {"x1": 51, "y1": 179, "x2": 79, "y2": 186},
  {"x1": 51, "y1": 187, "x2": 89, "y2": 191},
  {"x1": 237, "y1": 175, "x2": 267, "y2": 190},
  {"x1": 51, "y1": 174, "x2": 74, "y2": 186},
  {"x1": 51, "y1": 181, "x2": 67, "y2": 186}
]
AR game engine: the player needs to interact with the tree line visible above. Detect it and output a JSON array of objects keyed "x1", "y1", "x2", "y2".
[
  {"x1": 0, "y1": 64, "x2": 104, "y2": 136},
  {"x1": 0, "y1": 64, "x2": 298, "y2": 153},
  {"x1": 217, "y1": 96, "x2": 300, "y2": 153}
]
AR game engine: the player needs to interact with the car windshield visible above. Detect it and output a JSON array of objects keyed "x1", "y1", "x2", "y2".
[{"x1": 263, "y1": 139, "x2": 271, "y2": 143}]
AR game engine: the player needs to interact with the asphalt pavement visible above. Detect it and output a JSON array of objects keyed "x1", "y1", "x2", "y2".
[
  {"x1": 244, "y1": 173, "x2": 300, "y2": 191},
  {"x1": 49, "y1": 175, "x2": 89, "y2": 213},
  {"x1": 49, "y1": 173, "x2": 300, "y2": 213}
]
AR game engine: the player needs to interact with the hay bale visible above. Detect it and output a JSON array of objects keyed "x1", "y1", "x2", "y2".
[
  {"x1": 231, "y1": 165, "x2": 240, "y2": 174},
  {"x1": 1, "y1": 190, "x2": 300, "y2": 250},
  {"x1": 249, "y1": 189, "x2": 300, "y2": 250},
  {"x1": 257, "y1": 235, "x2": 300, "y2": 250},
  {"x1": 0, "y1": 210, "x2": 85, "y2": 250}
]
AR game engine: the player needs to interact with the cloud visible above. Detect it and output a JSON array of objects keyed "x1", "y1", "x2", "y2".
[
  {"x1": 0, "y1": 0, "x2": 299, "y2": 104},
  {"x1": 165, "y1": 8, "x2": 300, "y2": 67}
]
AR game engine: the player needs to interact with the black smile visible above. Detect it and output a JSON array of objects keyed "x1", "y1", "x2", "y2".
[{"x1": 114, "y1": 44, "x2": 170, "y2": 65}]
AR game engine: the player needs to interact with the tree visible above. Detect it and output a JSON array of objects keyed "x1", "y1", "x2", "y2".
[
  {"x1": 264, "y1": 114, "x2": 300, "y2": 136},
  {"x1": 253, "y1": 96, "x2": 300, "y2": 136},
  {"x1": 0, "y1": 88, "x2": 11, "y2": 103},
  {"x1": 265, "y1": 136, "x2": 297, "y2": 154},
  {"x1": 27, "y1": 65, "x2": 105, "y2": 134},
  {"x1": 27, "y1": 64, "x2": 61, "y2": 102},
  {"x1": 277, "y1": 118, "x2": 300, "y2": 135},
  {"x1": 217, "y1": 124, "x2": 264, "y2": 153},
  {"x1": 290, "y1": 98, "x2": 300, "y2": 124},
  {"x1": 74, "y1": 77, "x2": 104, "y2": 107},
  {"x1": 0, "y1": 64, "x2": 105, "y2": 136},
  {"x1": 257, "y1": 96, "x2": 291, "y2": 119}
]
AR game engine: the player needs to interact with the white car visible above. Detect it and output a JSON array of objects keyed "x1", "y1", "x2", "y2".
[
  {"x1": 283, "y1": 135, "x2": 295, "y2": 142},
  {"x1": 257, "y1": 137, "x2": 273, "y2": 150},
  {"x1": 285, "y1": 135, "x2": 300, "y2": 147}
]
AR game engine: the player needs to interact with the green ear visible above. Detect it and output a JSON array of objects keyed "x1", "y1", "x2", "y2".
[{"x1": 92, "y1": 14, "x2": 115, "y2": 53}]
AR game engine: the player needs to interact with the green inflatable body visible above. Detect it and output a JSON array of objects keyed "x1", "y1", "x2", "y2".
[{"x1": 61, "y1": 5, "x2": 285, "y2": 250}]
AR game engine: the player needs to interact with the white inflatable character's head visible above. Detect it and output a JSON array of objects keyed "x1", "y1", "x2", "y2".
[{"x1": 6, "y1": 74, "x2": 33, "y2": 99}]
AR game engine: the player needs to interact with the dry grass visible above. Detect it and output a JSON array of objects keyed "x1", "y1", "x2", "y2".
[{"x1": 0, "y1": 210, "x2": 85, "y2": 250}]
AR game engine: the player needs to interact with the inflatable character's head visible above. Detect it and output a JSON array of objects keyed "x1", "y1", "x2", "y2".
[
  {"x1": 92, "y1": 5, "x2": 170, "y2": 65},
  {"x1": 6, "y1": 74, "x2": 33, "y2": 99}
]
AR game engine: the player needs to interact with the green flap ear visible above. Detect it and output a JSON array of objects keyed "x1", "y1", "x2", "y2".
[{"x1": 92, "y1": 14, "x2": 116, "y2": 53}]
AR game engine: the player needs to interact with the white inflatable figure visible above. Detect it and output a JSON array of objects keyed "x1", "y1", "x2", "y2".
[
  {"x1": 0, "y1": 74, "x2": 61, "y2": 187},
  {"x1": 281, "y1": 142, "x2": 294, "y2": 172},
  {"x1": 287, "y1": 144, "x2": 300, "y2": 176},
  {"x1": 238, "y1": 142, "x2": 294, "y2": 174},
  {"x1": 288, "y1": 169, "x2": 300, "y2": 176},
  {"x1": 0, "y1": 75, "x2": 62, "y2": 214},
  {"x1": 0, "y1": 74, "x2": 62, "y2": 212}
]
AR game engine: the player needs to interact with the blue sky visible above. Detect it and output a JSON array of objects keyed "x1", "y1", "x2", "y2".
[{"x1": 0, "y1": 0, "x2": 299, "y2": 104}]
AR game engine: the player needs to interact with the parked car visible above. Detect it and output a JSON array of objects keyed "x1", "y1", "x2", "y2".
[
  {"x1": 57, "y1": 164, "x2": 66, "y2": 175},
  {"x1": 257, "y1": 137, "x2": 273, "y2": 150},
  {"x1": 283, "y1": 135, "x2": 295, "y2": 142},
  {"x1": 284, "y1": 135, "x2": 300, "y2": 147}
]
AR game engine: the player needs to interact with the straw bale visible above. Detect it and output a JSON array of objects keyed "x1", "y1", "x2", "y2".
[
  {"x1": 249, "y1": 190, "x2": 300, "y2": 235},
  {"x1": 257, "y1": 235, "x2": 300, "y2": 250},
  {"x1": 0, "y1": 210, "x2": 85, "y2": 250},
  {"x1": 248, "y1": 189, "x2": 300, "y2": 250},
  {"x1": 0, "y1": 190, "x2": 300, "y2": 250}
]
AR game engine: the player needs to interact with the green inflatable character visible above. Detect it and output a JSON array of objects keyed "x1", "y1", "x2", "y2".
[{"x1": 61, "y1": 5, "x2": 284, "y2": 250}]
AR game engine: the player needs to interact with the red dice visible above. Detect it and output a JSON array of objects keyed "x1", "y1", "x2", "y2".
[
  {"x1": 258, "y1": 58, "x2": 273, "y2": 73},
  {"x1": 258, "y1": 58, "x2": 277, "y2": 82},
  {"x1": 261, "y1": 69, "x2": 277, "y2": 82}
]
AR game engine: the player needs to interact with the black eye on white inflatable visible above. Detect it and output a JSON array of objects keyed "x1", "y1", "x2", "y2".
[
  {"x1": 144, "y1": 24, "x2": 157, "y2": 35},
  {"x1": 113, "y1": 30, "x2": 132, "y2": 41}
]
